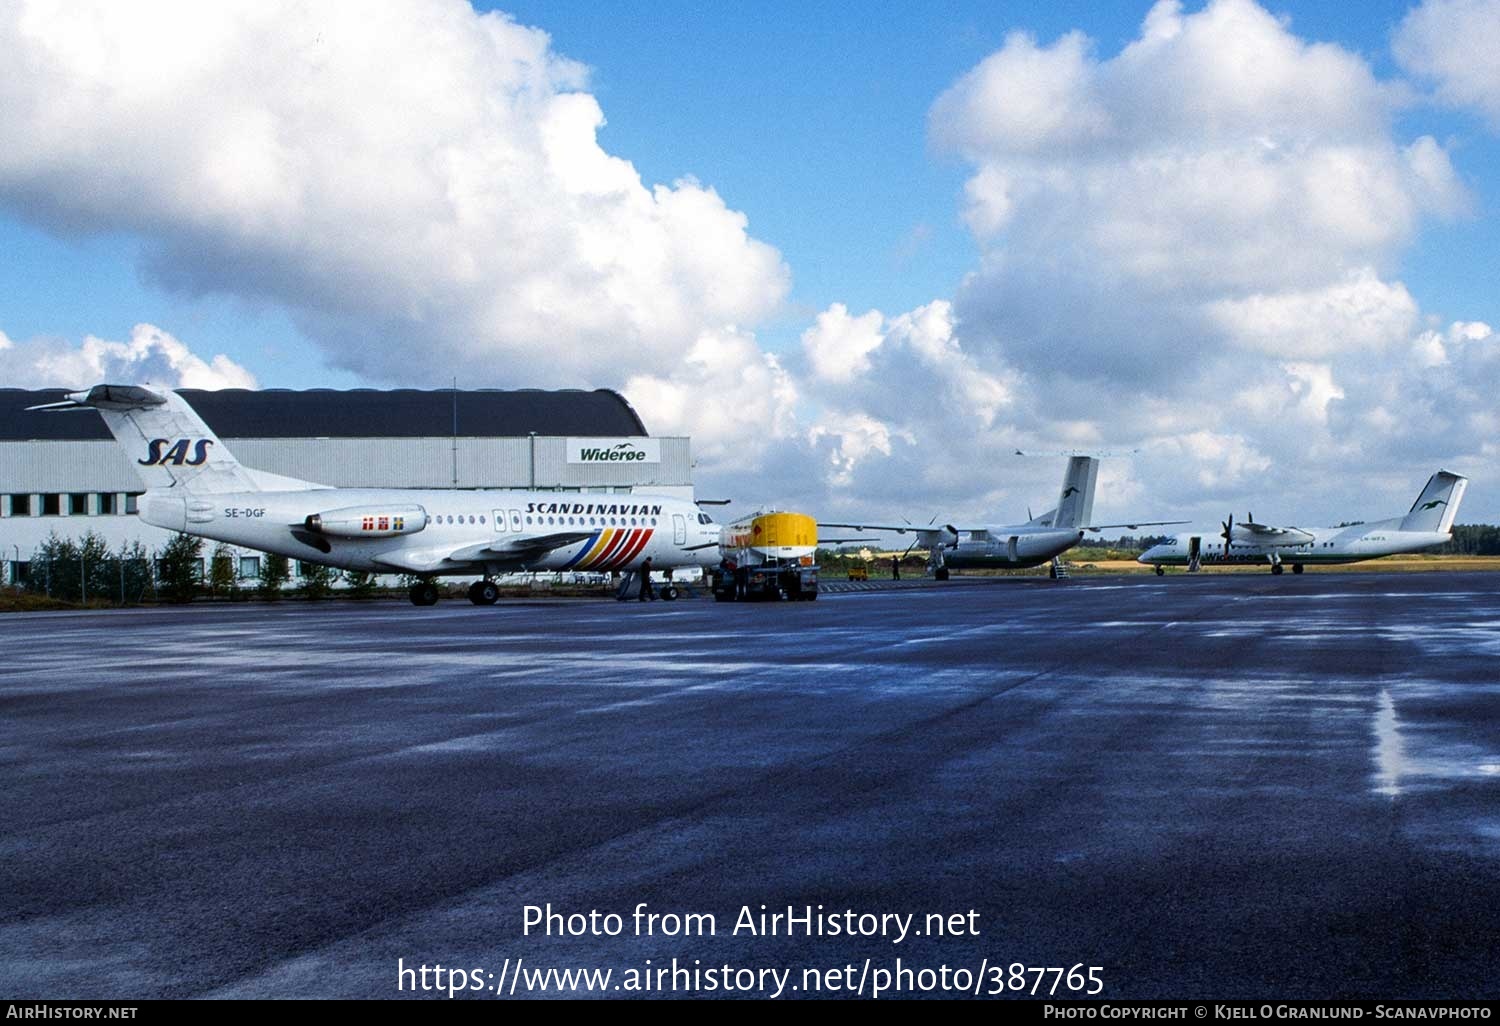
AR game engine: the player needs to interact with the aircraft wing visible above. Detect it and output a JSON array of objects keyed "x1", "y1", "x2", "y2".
[
  {"x1": 480, "y1": 531, "x2": 595, "y2": 557},
  {"x1": 818, "y1": 521, "x2": 968, "y2": 536},
  {"x1": 1235, "y1": 523, "x2": 1315, "y2": 545},
  {"x1": 1082, "y1": 519, "x2": 1189, "y2": 532},
  {"x1": 369, "y1": 532, "x2": 595, "y2": 574}
]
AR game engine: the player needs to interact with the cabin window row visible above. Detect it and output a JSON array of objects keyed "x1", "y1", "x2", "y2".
[{"x1": 524, "y1": 515, "x2": 659, "y2": 528}]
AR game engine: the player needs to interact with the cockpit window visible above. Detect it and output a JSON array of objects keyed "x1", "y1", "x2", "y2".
[{"x1": 697, "y1": 512, "x2": 715, "y2": 525}]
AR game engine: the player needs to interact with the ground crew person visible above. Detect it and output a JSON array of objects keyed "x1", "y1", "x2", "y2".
[{"x1": 638, "y1": 556, "x2": 655, "y2": 601}]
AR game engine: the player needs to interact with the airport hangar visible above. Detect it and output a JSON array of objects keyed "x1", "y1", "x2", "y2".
[{"x1": 0, "y1": 387, "x2": 694, "y2": 588}]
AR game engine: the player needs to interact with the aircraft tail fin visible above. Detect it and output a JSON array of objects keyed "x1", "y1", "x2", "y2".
[
  {"x1": 1051, "y1": 457, "x2": 1099, "y2": 529},
  {"x1": 30, "y1": 384, "x2": 322, "y2": 494},
  {"x1": 1399, "y1": 470, "x2": 1467, "y2": 534}
]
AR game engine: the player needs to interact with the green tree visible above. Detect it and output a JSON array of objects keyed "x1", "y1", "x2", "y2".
[
  {"x1": 28, "y1": 534, "x2": 77, "y2": 600},
  {"x1": 259, "y1": 553, "x2": 291, "y2": 599},
  {"x1": 114, "y1": 540, "x2": 154, "y2": 605},
  {"x1": 298, "y1": 560, "x2": 337, "y2": 599},
  {"x1": 157, "y1": 532, "x2": 204, "y2": 603},
  {"x1": 343, "y1": 569, "x2": 379, "y2": 599},
  {"x1": 78, "y1": 531, "x2": 113, "y2": 604},
  {"x1": 208, "y1": 544, "x2": 238, "y2": 599}
]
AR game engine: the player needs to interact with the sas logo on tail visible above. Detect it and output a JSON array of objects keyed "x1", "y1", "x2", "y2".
[{"x1": 140, "y1": 438, "x2": 214, "y2": 467}]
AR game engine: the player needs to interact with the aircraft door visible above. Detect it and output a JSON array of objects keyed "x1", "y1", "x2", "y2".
[
  {"x1": 1187, "y1": 535, "x2": 1201, "y2": 572},
  {"x1": 1007, "y1": 536, "x2": 1019, "y2": 563},
  {"x1": 673, "y1": 513, "x2": 687, "y2": 545},
  {"x1": 508, "y1": 509, "x2": 523, "y2": 532}
]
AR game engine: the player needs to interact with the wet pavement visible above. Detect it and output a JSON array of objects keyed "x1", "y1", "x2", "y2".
[{"x1": 2, "y1": 572, "x2": 1498, "y2": 999}]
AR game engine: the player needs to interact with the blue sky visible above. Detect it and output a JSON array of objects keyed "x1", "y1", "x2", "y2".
[{"x1": 2, "y1": 0, "x2": 1498, "y2": 524}]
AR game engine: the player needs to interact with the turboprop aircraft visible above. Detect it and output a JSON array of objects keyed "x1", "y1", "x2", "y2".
[
  {"x1": 31, "y1": 384, "x2": 723, "y2": 605},
  {"x1": 1137, "y1": 470, "x2": 1468, "y2": 576},
  {"x1": 820, "y1": 456, "x2": 1184, "y2": 579}
]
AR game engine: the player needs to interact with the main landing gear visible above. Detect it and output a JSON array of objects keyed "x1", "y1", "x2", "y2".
[
  {"x1": 1155, "y1": 565, "x2": 1165, "y2": 576},
  {"x1": 408, "y1": 580, "x2": 440, "y2": 606},
  {"x1": 468, "y1": 580, "x2": 499, "y2": 605}
]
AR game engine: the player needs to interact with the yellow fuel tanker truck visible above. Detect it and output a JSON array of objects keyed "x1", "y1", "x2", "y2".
[{"x1": 710, "y1": 510, "x2": 820, "y2": 601}]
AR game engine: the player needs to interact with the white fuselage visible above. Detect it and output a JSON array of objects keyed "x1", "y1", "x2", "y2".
[
  {"x1": 139, "y1": 486, "x2": 722, "y2": 577},
  {"x1": 1138, "y1": 517, "x2": 1450, "y2": 568}
]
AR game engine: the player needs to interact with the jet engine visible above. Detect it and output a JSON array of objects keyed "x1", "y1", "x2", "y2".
[{"x1": 303, "y1": 505, "x2": 428, "y2": 538}]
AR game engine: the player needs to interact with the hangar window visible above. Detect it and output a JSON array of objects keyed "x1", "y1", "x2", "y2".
[
  {"x1": 41, "y1": 493, "x2": 61, "y2": 516},
  {"x1": 98, "y1": 493, "x2": 117, "y2": 515},
  {"x1": 126, "y1": 494, "x2": 140, "y2": 515},
  {"x1": 239, "y1": 556, "x2": 260, "y2": 579},
  {"x1": 6, "y1": 494, "x2": 30, "y2": 517},
  {"x1": 69, "y1": 493, "x2": 90, "y2": 515}
]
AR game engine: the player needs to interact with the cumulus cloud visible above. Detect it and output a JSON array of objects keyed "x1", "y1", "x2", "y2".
[
  {"x1": 622, "y1": 327, "x2": 799, "y2": 466},
  {"x1": 0, "y1": 0, "x2": 788, "y2": 386},
  {"x1": 0, "y1": 323, "x2": 258, "y2": 389},
  {"x1": 900, "y1": 0, "x2": 1498, "y2": 524},
  {"x1": 1205, "y1": 269, "x2": 1419, "y2": 360},
  {"x1": 802, "y1": 304, "x2": 886, "y2": 383},
  {"x1": 932, "y1": 0, "x2": 1462, "y2": 310},
  {"x1": 1396, "y1": 0, "x2": 1500, "y2": 127}
]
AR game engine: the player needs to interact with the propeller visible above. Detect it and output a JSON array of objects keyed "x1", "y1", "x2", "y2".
[
  {"x1": 900, "y1": 515, "x2": 941, "y2": 560},
  {"x1": 1220, "y1": 514, "x2": 1234, "y2": 557}
]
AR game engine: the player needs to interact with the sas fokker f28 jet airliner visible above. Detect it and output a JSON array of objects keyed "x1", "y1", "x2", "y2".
[
  {"x1": 32, "y1": 384, "x2": 723, "y2": 606},
  {"x1": 1137, "y1": 470, "x2": 1468, "y2": 575}
]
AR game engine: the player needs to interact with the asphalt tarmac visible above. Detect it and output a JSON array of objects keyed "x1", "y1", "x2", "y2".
[{"x1": 3, "y1": 572, "x2": 1498, "y2": 1000}]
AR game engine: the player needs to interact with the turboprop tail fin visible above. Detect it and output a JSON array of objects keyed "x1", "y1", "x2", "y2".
[
  {"x1": 1050, "y1": 457, "x2": 1099, "y2": 529},
  {"x1": 1399, "y1": 470, "x2": 1467, "y2": 534}
]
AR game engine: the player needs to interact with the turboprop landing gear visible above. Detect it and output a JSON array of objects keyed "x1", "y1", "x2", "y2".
[
  {"x1": 409, "y1": 580, "x2": 440, "y2": 606},
  {"x1": 1292, "y1": 563, "x2": 1304, "y2": 574},
  {"x1": 935, "y1": 567, "x2": 950, "y2": 581},
  {"x1": 1155, "y1": 565, "x2": 1165, "y2": 577},
  {"x1": 468, "y1": 580, "x2": 499, "y2": 605},
  {"x1": 1271, "y1": 563, "x2": 1284, "y2": 575}
]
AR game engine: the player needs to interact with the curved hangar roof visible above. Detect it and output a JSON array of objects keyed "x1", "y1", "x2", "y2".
[{"x1": 0, "y1": 388, "x2": 649, "y2": 441}]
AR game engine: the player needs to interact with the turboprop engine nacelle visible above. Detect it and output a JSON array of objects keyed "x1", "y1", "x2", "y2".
[{"x1": 304, "y1": 505, "x2": 428, "y2": 538}]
